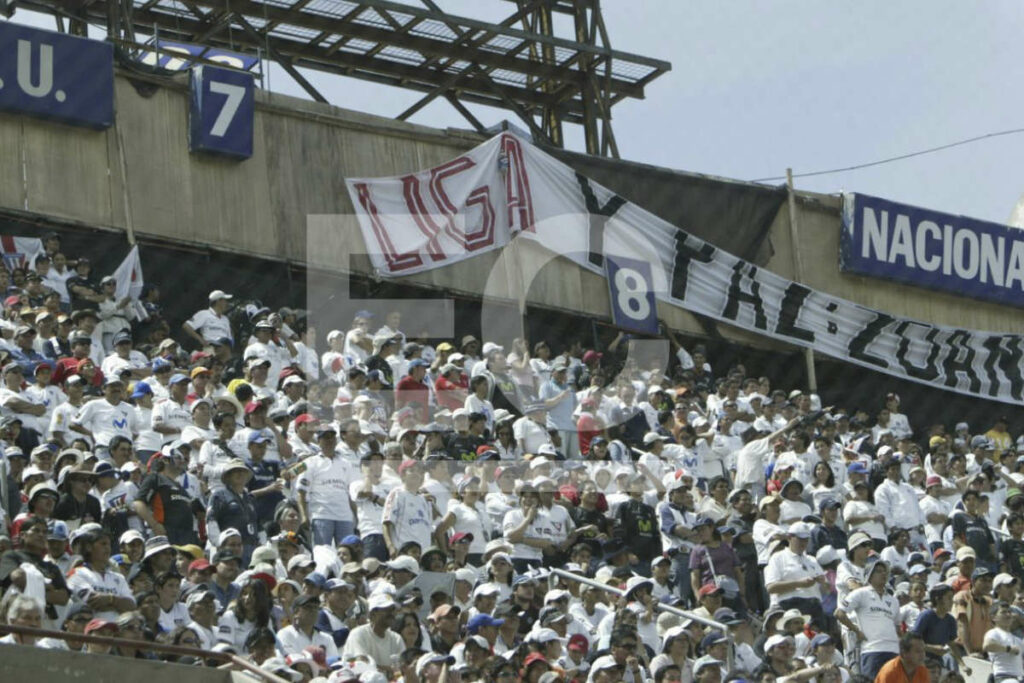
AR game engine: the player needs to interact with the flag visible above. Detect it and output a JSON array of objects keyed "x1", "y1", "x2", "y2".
[
  {"x1": 113, "y1": 245, "x2": 143, "y2": 300},
  {"x1": 0, "y1": 236, "x2": 43, "y2": 271}
]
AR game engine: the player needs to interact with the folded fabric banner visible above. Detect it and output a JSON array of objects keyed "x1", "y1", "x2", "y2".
[
  {"x1": 346, "y1": 133, "x2": 1024, "y2": 404},
  {"x1": 0, "y1": 236, "x2": 43, "y2": 271}
]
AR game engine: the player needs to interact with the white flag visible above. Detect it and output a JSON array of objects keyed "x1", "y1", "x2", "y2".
[{"x1": 113, "y1": 245, "x2": 144, "y2": 300}]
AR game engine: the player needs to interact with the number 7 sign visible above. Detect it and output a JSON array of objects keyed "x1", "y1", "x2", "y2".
[{"x1": 189, "y1": 65, "x2": 254, "y2": 159}]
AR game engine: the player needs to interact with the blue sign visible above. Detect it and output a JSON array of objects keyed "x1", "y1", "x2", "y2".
[
  {"x1": 140, "y1": 40, "x2": 260, "y2": 72},
  {"x1": 841, "y1": 193, "x2": 1024, "y2": 308},
  {"x1": 0, "y1": 22, "x2": 113, "y2": 129},
  {"x1": 189, "y1": 65, "x2": 254, "y2": 159},
  {"x1": 605, "y1": 255, "x2": 659, "y2": 335}
]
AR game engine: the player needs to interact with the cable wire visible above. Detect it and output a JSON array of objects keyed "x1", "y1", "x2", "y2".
[{"x1": 749, "y1": 126, "x2": 1024, "y2": 183}]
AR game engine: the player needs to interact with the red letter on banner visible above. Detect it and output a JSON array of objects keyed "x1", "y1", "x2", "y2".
[
  {"x1": 401, "y1": 175, "x2": 447, "y2": 262},
  {"x1": 353, "y1": 182, "x2": 424, "y2": 273},
  {"x1": 502, "y1": 134, "x2": 536, "y2": 234},
  {"x1": 429, "y1": 157, "x2": 495, "y2": 251}
]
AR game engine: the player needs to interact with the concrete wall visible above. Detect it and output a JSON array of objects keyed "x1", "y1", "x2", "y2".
[
  {"x1": 0, "y1": 642, "x2": 252, "y2": 683},
  {"x1": 0, "y1": 68, "x2": 1018, "y2": 343}
]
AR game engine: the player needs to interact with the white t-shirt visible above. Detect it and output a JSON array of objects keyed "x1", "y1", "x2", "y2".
[
  {"x1": 297, "y1": 454, "x2": 354, "y2": 522},
  {"x1": 382, "y1": 487, "x2": 433, "y2": 552},
  {"x1": 186, "y1": 308, "x2": 232, "y2": 344},
  {"x1": 444, "y1": 500, "x2": 492, "y2": 554},
  {"x1": 843, "y1": 586, "x2": 900, "y2": 654},
  {"x1": 843, "y1": 499, "x2": 886, "y2": 541},
  {"x1": 350, "y1": 479, "x2": 392, "y2": 536},
  {"x1": 66, "y1": 565, "x2": 134, "y2": 622},
  {"x1": 502, "y1": 508, "x2": 545, "y2": 562},
  {"x1": 763, "y1": 549, "x2": 824, "y2": 605},
  {"x1": 0, "y1": 386, "x2": 47, "y2": 434},
  {"x1": 983, "y1": 627, "x2": 1024, "y2": 678},
  {"x1": 48, "y1": 399, "x2": 80, "y2": 442},
  {"x1": 73, "y1": 398, "x2": 138, "y2": 447},
  {"x1": 133, "y1": 405, "x2": 164, "y2": 452},
  {"x1": 276, "y1": 624, "x2": 339, "y2": 658},
  {"x1": 23, "y1": 383, "x2": 66, "y2": 434},
  {"x1": 341, "y1": 624, "x2": 404, "y2": 665},
  {"x1": 158, "y1": 601, "x2": 191, "y2": 632},
  {"x1": 151, "y1": 397, "x2": 193, "y2": 445}
]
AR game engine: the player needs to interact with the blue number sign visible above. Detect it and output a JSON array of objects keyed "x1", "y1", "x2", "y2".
[
  {"x1": 189, "y1": 65, "x2": 254, "y2": 159},
  {"x1": 0, "y1": 22, "x2": 114, "y2": 129},
  {"x1": 605, "y1": 255, "x2": 659, "y2": 335}
]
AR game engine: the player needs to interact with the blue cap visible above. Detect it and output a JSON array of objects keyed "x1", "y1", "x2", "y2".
[
  {"x1": 701, "y1": 632, "x2": 728, "y2": 649},
  {"x1": 324, "y1": 579, "x2": 355, "y2": 592},
  {"x1": 355, "y1": 310, "x2": 374, "y2": 319},
  {"x1": 130, "y1": 381, "x2": 152, "y2": 399},
  {"x1": 47, "y1": 519, "x2": 68, "y2": 541},
  {"x1": 810, "y1": 633, "x2": 833, "y2": 649},
  {"x1": 303, "y1": 572, "x2": 327, "y2": 588},
  {"x1": 248, "y1": 431, "x2": 271, "y2": 444},
  {"x1": 111, "y1": 553, "x2": 130, "y2": 566},
  {"x1": 466, "y1": 613, "x2": 505, "y2": 633},
  {"x1": 847, "y1": 462, "x2": 869, "y2": 475},
  {"x1": 93, "y1": 462, "x2": 117, "y2": 478},
  {"x1": 169, "y1": 373, "x2": 190, "y2": 385},
  {"x1": 151, "y1": 358, "x2": 172, "y2": 372},
  {"x1": 512, "y1": 574, "x2": 537, "y2": 587},
  {"x1": 819, "y1": 498, "x2": 842, "y2": 511},
  {"x1": 339, "y1": 535, "x2": 362, "y2": 547},
  {"x1": 407, "y1": 359, "x2": 429, "y2": 370}
]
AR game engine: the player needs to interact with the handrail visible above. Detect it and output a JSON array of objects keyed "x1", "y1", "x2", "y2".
[
  {"x1": 548, "y1": 567, "x2": 735, "y2": 670},
  {"x1": 548, "y1": 568, "x2": 729, "y2": 633},
  {"x1": 0, "y1": 624, "x2": 288, "y2": 683}
]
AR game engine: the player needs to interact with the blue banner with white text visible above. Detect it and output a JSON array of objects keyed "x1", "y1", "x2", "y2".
[{"x1": 840, "y1": 193, "x2": 1024, "y2": 308}]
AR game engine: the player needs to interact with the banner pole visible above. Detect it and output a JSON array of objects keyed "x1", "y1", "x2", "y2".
[{"x1": 786, "y1": 168, "x2": 817, "y2": 393}]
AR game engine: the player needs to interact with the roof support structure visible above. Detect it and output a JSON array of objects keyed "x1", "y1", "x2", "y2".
[{"x1": 19, "y1": 0, "x2": 669, "y2": 158}]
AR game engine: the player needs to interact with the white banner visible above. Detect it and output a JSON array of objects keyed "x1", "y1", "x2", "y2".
[
  {"x1": 346, "y1": 133, "x2": 1024, "y2": 404},
  {"x1": 112, "y1": 245, "x2": 147, "y2": 321}
]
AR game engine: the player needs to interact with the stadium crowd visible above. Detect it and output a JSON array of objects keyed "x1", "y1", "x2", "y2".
[{"x1": 1, "y1": 232, "x2": 1024, "y2": 683}]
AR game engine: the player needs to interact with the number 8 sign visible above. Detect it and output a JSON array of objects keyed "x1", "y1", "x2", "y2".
[
  {"x1": 605, "y1": 255, "x2": 659, "y2": 335},
  {"x1": 189, "y1": 65, "x2": 254, "y2": 160}
]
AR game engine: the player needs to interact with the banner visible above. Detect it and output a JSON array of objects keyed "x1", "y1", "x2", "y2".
[
  {"x1": 0, "y1": 235, "x2": 42, "y2": 271},
  {"x1": 841, "y1": 193, "x2": 1024, "y2": 308},
  {"x1": 347, "y1": 133, "x2": 1024, "y2": 404}
]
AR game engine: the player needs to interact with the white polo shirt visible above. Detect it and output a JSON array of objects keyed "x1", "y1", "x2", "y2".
[
  {"x1": 382, "y1": 487, "x2": 433, "y2": 552},
  {"x1": 276, "y1": 624, "x2": 339, "y2": 658},
  {"x1": 151, "y1": 397, "x2": 193, "y2": 445},
  {"x1": 763, "y1": 548, "x2": 824, "y2": 605},
  {"x1": 842, "y1": 585, "x2": 900, "y2": 654}
]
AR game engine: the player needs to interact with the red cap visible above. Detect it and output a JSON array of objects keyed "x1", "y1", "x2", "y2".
[
  {"x1": 398, "y1": 459, "x2": 420, "y2": 475},
  {"x1": 188, "y1": 558, "x2": 214, "y2": 573},
  {"x1": 476, "y1": 445, "x2": 495, "y2": 456},
  {"x1": 251, "y1": 571, "x2": 277, "y2": 591},
  {"x1": 4, "y1": 295, "x2": 20, "y2": 308},
  {"x1": 582, "y1": 350, "x2": 602, "y2": 364},
  {"x1": 698, "y1": 583, "x2": 723, "y2": 597},
  {"x1": 244, "y1": 401, "x2": 264, "y2": 415},
  {"x1": 84, "y1": 618, "x2": 118, "y2": 635},
  {"x1": 293, "y1": 413, "x2": 315, "y2": 425},
  {"x1": 567, "y1": 634, "x2": 589, "y2": 652},
  {"x1": 189, "y1": 351, "x2": 212, "y2": 364},
  {"x1": 450, "y1": 532, "x2": 474, "y2": 545},
  {"x1": 933, "y1": 547, "x2": 951, "y2": 559},
  {"x1": 926, "y1": 475, "x2": 942, "y2": 488},
  {"x1": 522, "y1": 653, "x2": 549, "y2": 669}
]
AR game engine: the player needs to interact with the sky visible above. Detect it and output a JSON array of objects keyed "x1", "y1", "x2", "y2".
[{"x1": 12, "y1": 1, "x2": 1024, "y2": 224}]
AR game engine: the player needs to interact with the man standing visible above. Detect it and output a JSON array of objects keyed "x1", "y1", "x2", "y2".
[
  {"x1": 874, "y1": 458, "x2": 925, "y2": 544},
  {"x1": 953, "y1": 567, "x2": 994, "y2": 656},
  {"x1": 874, "y1": 632, "x2": 929, "y2": 683},
  {"x1": 296, "y1": 425, "x2": 357, "y2": 547},
  {"x1": 764, "y1": 522, "x2": 827, "y2": 623},
  {"x1": 382, "y1": 460, "x2": 435, "y2": 558},
  {"x1": 835, "y1": 560, "x2": 900, "y2": 680},
  {"x1": 953, "y1": 490, "x2": 997, "y2": 571},
  {"x1": 182, "y1": 290, "x2": 234, "y2": 347},
  {"x1": 540, "y1": 360, "x2": 576, "y2": 458},
  {"x1": 71, "y1": 377, "x2": 138, "y2": 460},
  {"x1": 341, "y1": 594, "x2": 404, "y2": 676}
]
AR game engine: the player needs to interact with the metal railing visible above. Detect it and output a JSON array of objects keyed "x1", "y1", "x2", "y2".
[
  {"x1": 548, "y1": 567, "x2": 734, "y2": 669},
  {"x1": 0, "y1": 624, "x2": 288, "y2": 683}
]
